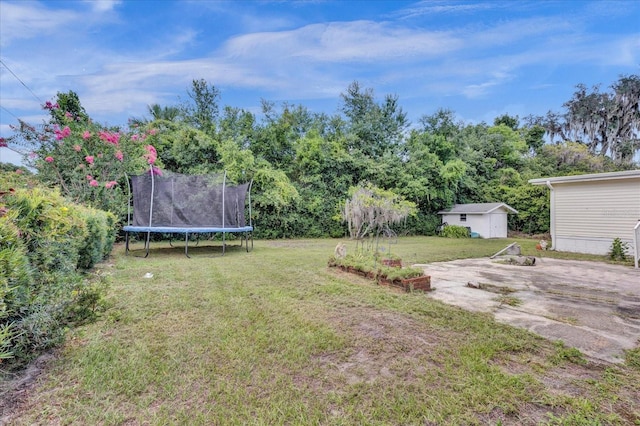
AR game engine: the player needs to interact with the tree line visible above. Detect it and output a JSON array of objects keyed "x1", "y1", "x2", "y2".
[{"x1": 7, "y1": 75, "x2": 639, "y2": 238}]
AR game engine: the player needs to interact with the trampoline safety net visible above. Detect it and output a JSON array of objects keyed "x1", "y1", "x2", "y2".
[{"x1": 129, "y1": 171, "x2": 250, "y2": 228}]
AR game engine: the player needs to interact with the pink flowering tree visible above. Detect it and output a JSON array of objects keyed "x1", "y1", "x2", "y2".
[{"x1": 15, "y1": 98, "x2": 162, "y2": 221}]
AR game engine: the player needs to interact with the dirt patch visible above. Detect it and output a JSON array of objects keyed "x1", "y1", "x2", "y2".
[
  {"x1": 0, "y1": 351, "x2": 57, "y2": 424},
  {"x1": 294, "y1": 303, "x2": 639, "y2": 424},
  {"x1": 301, "y1": 308, "x2": 444, "y2": 390}
]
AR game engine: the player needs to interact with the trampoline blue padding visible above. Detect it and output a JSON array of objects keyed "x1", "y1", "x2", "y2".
[{"x1": 123, "y1": 225, "x2": 253, "y2": 234}]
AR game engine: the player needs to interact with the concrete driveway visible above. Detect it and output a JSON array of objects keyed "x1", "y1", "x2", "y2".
[{"x1": 414, "y1": 257, "x2": 640, "y2": 363}]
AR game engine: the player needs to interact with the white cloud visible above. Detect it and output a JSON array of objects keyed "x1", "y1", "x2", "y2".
[
  {"x1": 83, "y1": 0, "x2": 121, "y2": 13},
  {"x1": 0, "y1": 2, "x2": 78, "y2": 46},
  {"x1": 395, "y1": 0, "x2": 499, "y2": 19},
  {"x1": 222, "y1": 21, "x2": 463, "y2": 63},
  {"x1": 1, "y1": 0, "x2": 637, "y2": 131}
]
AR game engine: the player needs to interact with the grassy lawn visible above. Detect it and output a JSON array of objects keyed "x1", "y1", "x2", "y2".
[{"x1": 3, "y1": 236, "x2": 639, "y2": 425}]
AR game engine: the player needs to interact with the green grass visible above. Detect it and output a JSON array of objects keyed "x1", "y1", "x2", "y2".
[{"x1": 3, "y1": 236, "x2": 639, "y2": 425}]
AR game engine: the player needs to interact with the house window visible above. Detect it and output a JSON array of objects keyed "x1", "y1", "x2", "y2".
[{"x1": 460, "y1": 214, "x2": 467, "y2": 222}]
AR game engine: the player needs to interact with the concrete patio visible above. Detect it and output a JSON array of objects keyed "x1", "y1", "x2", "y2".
[{"x1": 415, "y1": 257, "x2": 640, "y2": 363}]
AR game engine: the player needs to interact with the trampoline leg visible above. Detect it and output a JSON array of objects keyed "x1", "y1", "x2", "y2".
[
  {"x1": 144, "y1": 231, "x2": 150, "y2": 258},
  {"x1": 185, "y1": 232, "x2": 191, "y2": 258},
  {"x1": 222, "y1": 232, "x2": 226, "y2": 256},
  {"x1": 125, "y1": 232, "x2": 130, "y2": 256}
]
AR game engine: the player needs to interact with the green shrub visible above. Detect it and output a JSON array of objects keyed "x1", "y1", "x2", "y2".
[
  {"x1": 0, "y1": 216, "x2": 34, "y2": 362},
  {"x1": 0, "y1": 178, "x2": 113, "y2": 369},
  {"x1": 76, "y1": 206, "x2": 117, "y2": 270},
  {"x1": 440, "y1": 224, "x2": 470, "y2": 238},
  {"x1": 608, "y1": 237, "x2": 629, "y2": 261}
]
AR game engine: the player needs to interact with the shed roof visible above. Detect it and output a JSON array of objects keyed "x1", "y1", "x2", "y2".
[
  {"x1": 437, "y1": 203, "x2": 518, "y2": 215},
  {"x1": 529, "y1": 169, "x2": 640, "y2": 185}
]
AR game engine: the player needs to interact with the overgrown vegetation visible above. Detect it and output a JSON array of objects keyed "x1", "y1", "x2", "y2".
[{"x1": 0, "y1": 171, "x2": 113, "y2": 369}]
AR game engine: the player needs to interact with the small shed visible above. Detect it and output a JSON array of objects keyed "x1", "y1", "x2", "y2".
[
  {"x1": 529, "y1": 170, "x2": 640, "y2": 266},
  {"x1": 437, "y1": 203, "x2": 518, "y2": 238}
]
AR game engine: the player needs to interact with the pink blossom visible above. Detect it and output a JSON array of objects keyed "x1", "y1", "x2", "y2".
[
  {"x1": 131, "y1": 134, "x2": 139, "y2": 141},
  {"x1": 105, "y1": 181, "x2": 118, "y2": 189},
  {"x1": 89, "y1": 179, "x2": 99, "y2": 187},
  {"x1": 143, "y1": 144, "x2": 157, "y2": 165},
  {"x1": 149, "y1": 166, "x2": 162, "y2": 176},
  {"x1": 85, "y1": 155, "x2": 94, "y2": 164},
  {"x1": 45, "y1": 156, "x2": 54, "y2": 163},
  {"x1": 65, "y1": 112, "x2": 73, "y2": 119},
  {"x1": 55, "y1": 126, "x2": 71, "y2": 140},
  {"x1": 44, "y1": 101, "x2": 59, "y2": 110},
  {"x1": 82, "y1": 131, "x2": 92, "y2": 140},
  {"x1": 74, "y1": 144, "x2": 82, "y2": 152},
  {"x1": 0, "y1": 137, "x2": 7, "y2": 148},
  {"x1": 15, "y1": 169, "x2": 24, "y2": 175},
  {"x1": 115, "y1": 150, "x2": 124, "y2": 161},
  {"x1": 98, "y1": 130, "x2": 120, "y2": 146},
  {"x1": 148, "y1": 128, "x2": 158, "y2": 135},
  {"x1": 86, "y1": 174, "x2": 93, "y2": 180}
]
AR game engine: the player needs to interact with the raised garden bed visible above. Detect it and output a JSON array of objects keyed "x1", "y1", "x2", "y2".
[
  {"x1": 331, "y1": 263, "x2": 432, "y2": 292},
  {"x1": 381, "y1": 258, "x2": 402, "y2": 268},
  {"x1": 378, "y1": 274, "x2": 431, "y2": 292}
]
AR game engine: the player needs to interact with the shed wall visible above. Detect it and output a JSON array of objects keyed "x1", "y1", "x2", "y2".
[{"x1": 441, "y1": 212, "x2": 508, "y2": 238}]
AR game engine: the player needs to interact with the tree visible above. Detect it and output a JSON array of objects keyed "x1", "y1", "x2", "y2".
[
  {"x1": 47, "y1": 90, "x2": 90, "y2": 125},
  {"x1": 342, "y1": 183, "x2": 417, "y2": 249},
  {"x1": 534, "y1": 75, "x2": 640, "y2": 162},
  {"x1": 181, "y1": 79, "x2": 220, "y2": 136},
  {"x1": 146, "y1": 120, "x2": 218, "y2": 174},
  {"x1": 250, "y1": 101, "x2": 313, "y2": 171},
  {"x1": 493, "y1": 114, "x2": 519, "y2": 131},
  {"x1": 219, "y1": 106, "x2": 256, "y2": 149},
  {"x1": 148, "y1": 104, "x2": 182, "y2": 122},
  {"x1": 340, "y1": 81, "x2": 408, "y2": 158},
  {"x1": 17, "y1": 95, "x2": 156, "y2": 219}
]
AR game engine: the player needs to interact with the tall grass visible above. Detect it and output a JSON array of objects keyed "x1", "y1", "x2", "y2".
[{"x1": 4, "y1": 237, "x2": 639, "y2": 425}]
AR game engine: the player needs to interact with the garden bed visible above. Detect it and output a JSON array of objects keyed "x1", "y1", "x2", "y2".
[{"x1": 332, "y1": 264, "x2": 432, "y2": 292}]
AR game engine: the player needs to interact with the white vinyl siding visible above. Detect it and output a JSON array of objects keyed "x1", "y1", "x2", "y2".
[
  {"x1": 441, "y1": 210, "x2": 509, "y2": 238},
  {"x1": 554, "y1": 180, "x2": 640, "y2": 240},
  {"x1": 529, "y1": 170, "x2": 640, "y2": 258}
]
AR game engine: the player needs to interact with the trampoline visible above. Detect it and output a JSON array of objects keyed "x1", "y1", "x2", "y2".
[{"x1": 123, "y1": 168, "x2": 253, "y2": 257}]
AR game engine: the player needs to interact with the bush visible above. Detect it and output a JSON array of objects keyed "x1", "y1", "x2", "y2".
[
  {"x1": 76, "y1": 206, "x2": 117, "y2": 270},
  {"x1": 0, "y1": 175, "x2": 114, "y2": 369},
  {"x1": 0, "y1": 217, "x2": 33, "y2": 362},
  {"x1": 608, "y1": 237, "x2": 630, "y2": 261},
  {"x1": 440, "y1": 224, "x2": 470, "y2": 238}
]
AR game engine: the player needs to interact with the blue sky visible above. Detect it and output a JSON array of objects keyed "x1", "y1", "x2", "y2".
[{"x1": 1, "y1": 0, "x2": 639, "y2": 165}]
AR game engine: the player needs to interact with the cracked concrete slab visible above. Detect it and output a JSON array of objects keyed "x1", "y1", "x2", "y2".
[{"x1": 414, "y1": 257, "x2": 640, "y2": 363}]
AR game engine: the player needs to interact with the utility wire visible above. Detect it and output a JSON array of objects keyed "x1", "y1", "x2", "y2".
[
  {"x1": 0, "y1": 104, "x2": 21, "y2": 121},
  {"x1": 0, "y1": 58, "x2": 44, "y2": 104}
]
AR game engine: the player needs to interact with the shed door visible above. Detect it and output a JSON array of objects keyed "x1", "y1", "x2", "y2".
[{"x1": 490, "y1": 213, "x2": 507, "y2": 238}]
